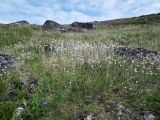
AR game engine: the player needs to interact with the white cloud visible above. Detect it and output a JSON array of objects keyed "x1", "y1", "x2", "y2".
[{"x1": 0, "y1": 0, "x2": 159, "y2": 24}]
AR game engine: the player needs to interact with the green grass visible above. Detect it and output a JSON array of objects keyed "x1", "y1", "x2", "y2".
[
  {"x1": 0, "y1": 25, "x2": 32, "y2": 48},
  {"x1": 0, "y1": 24, "x2": 160, "y2": 119}
]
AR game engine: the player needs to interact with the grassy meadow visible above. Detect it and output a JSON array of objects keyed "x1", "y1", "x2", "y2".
[{"x1": 0, "y1": 24, "x2": 160, "y2": 119}]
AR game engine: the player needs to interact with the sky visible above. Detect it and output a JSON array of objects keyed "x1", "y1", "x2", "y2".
[{"x1": 0, "y1": 0, "x2": 160, "y2": 24}]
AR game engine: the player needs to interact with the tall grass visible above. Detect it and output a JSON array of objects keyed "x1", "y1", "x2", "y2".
[
  {"x1": 0, "y1": 24, "x2": 160, "y2": 119},
  {"x1": 0, "y1": 25, "x2": 32, "y2": 48}
]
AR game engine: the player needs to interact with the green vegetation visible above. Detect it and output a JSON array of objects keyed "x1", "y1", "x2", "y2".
[
  {"x1": 101, "y1": 13, "x2": 160, "y2": 25},
  {"x1": 0, "y1": 25, "x2": 32, "y2": 48},
  {"x1": 0, "y1": 23, "x2": 160, "y2": 119},
  {"x1": 131, "y1": 13, "x2": 160, "y2": 24}
]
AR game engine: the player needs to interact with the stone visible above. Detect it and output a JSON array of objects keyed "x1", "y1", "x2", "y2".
[
  {"x1": 9, "y1": 20, "x2": 30, "y2": 25},
  {"x1": 15, "y1": 106, "x2": 25, "y2": 116},
  {"x1": 7, "y1": 76, "x2": 38, "y2": 100},
  {"x1": 42, "y1": 20, "x2": 63, "y2": 31},
  {"x1": 143, "y1": 111, "x2": 156, "y2": 120},
  {"x1": 144, "y1": 114, "x2": 155, "y2": 120},
  {"x1": 71, "y1": 111, "x2": 91, "y2": 120},
  {"x1": 0, "y1": 54, "x2": 16, "y2": 77},
  {"x1": 44, "y1": 44, "x2": 56, "y2": 53},
  {"x1": 85, "y1": 115, "x2": 92, "y2": 120},
  {"x1": 71, "y1": 22, "x2": 93, "y2": 29}
]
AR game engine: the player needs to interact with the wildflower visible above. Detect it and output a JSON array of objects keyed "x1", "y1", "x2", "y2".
[
  {"x1": 136, "y1": 64, "x2": 140, "y2": 67},
  {"x1": 150, "y1": 72, "x2": 153, "y2": 75},
  {"x1": 134, "y1": 68, "x2": 138, "y2": 73},
  {"x1": 15, "y1": 106, "x2": 24, "y2": 116}
]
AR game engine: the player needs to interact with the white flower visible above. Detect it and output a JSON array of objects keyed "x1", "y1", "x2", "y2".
[
  {"x1": 134, "y1": 68, "x2": 138, "y2": 73},
  {"x1": 15, "y1": 106, "x2": 24, "y2": 116}
]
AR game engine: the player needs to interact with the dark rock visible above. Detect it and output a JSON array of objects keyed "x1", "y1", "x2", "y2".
[
  {"x1": 78, "y1": 112, "x2": 89, "y2": 120},
  {"x1": 9, "y1": 20, "x2": 30, "y2": 25},
  {"x1": 8, "y1": 89, "x2": 18, "y2": 99},
  {"x1": 71, "y1": 22, "x2": 93, "y2": 29},
  {"x1": 44, "y1": 44, "x2": 56, "y2": 53},
  {"x1": 0, "y1": 54, "x2": 16, "y2": 77},
  {"x1": 42, "y1": 20, "x2": 85, "y2": 32},
  {"x1": 7, "y1": 77, "x2": 38, "y2": 100},
  {"x1": 141, "y1": 111, "x2": 156, "y2": 120},
  {"x1": 42, "y1": 20, "x2": 63, "y2": 31},
  {"x1": 114, "y1": 47, "x2": 160, "y2": 60}
]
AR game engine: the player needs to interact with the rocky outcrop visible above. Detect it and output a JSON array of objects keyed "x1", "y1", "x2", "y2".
[
  {"x1": 114, "y1": 47, "x2": 160, "y2": 60},
  {"x1": 71, "y1": 22, "x2": 93, "y2": 29},
  {"x1": 9, "y1": 20, "x2": 30, "y2": 25},
  {"x1": 42, "y1": 20, "x2": 63, "y2": 31},
  {"x1": 42, "y1": 20, "x2": 83, "y2": 33}
]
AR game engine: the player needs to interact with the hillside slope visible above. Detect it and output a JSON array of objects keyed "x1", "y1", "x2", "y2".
[{"x1": 95, "y1": 13, "x2": 160, "y2": 25}]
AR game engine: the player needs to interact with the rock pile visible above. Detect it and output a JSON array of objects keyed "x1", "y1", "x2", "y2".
[
  {"x1": 0, "y1": 54, "x2": 15, "y2": 76},
  {"x1": 42, "y1": 20, "x2": 84, "y2": 33},
  {"x1": 114, "y1": 47, "x2": 160, "y2": 60},
  {"x1": 71, "y1": 22, "x2": 93, "y2": 29}
]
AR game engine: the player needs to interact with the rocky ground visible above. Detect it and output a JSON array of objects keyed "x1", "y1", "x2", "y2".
[
  {"x1": 1, "y1": 45, "x2": 159, "y2": 120},
  {"x1": 114, "y1": 47, "x2": 160, "y2": 60},
  {"x1": 0, "y1": 54, "x2": 16, "y2": 77},
  {"x1": 72, "y1": 102, "x2": 156, "y2": 120}
]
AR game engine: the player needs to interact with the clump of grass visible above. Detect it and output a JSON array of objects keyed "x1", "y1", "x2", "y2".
[
  {"x1": 0, "y1": 25, "x2": 32, "y2": 48},
  {"x1": 111, "y1": 24, "x2": 160, "y2": 50}
]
